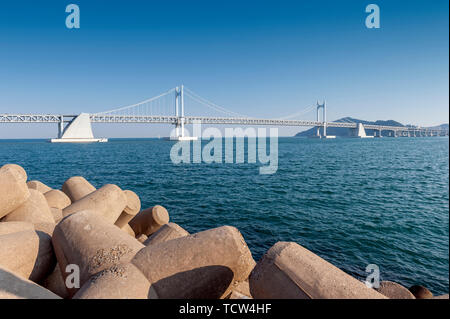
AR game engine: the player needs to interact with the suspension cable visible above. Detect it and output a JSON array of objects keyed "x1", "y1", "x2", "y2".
[
  {"x1": 93, "y1": 87, "x2": 176, "y2": 115},
  {"x1": 184, "y1": 87, "x2": 250, "y2": 118},
  {"x1": 275, "y1": 104, "x2": 318, "y2": 120}
]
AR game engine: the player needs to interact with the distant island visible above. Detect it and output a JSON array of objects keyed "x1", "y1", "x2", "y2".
[{"x1": 295, "y1": 117, "x2": 449, "y2": 137}]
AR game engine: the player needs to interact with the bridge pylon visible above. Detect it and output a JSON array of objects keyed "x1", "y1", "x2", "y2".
[
  {"x1": 313, "y1": 101, "x2": 335, "y2": 139},
  {"x1": 170, "y1": 85, "x2": 197, "y2": 141}
]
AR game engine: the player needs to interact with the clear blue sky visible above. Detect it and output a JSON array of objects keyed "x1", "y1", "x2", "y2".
[{"x1": 0, "y1": 0, "x2": 448, "y2": 138}]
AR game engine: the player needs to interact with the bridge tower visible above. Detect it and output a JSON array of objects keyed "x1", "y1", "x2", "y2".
[
  {"x1": 174, "y1": 86, "x2": 180, "y2": 137},
  {"x1": 171, "y1": 85, "x2": 197, "y2": 141},
  {"x1": 323, "y1": 101, "x2": 327, "y2": 137},
  {"x1": 313, "y1": 101, "x2": 335, "y2": 139},
  {"x1": 316, "y1": 101, "x2": 326, "y2": 138}
]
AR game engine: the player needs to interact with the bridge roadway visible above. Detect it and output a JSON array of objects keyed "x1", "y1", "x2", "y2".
[{"x1": 0, "y1": 113, "x2": 448, "y2": 134}]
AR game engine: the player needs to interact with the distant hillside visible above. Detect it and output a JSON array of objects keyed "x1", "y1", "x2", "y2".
[
  {"x1": 295, "y1": 117, "x2": 449, "y2": 137},
  {"x1": 295, "y1": 117, "x2": 404, "y2": 137},
  {"x1": 425, "y1": 123, "x2": 449, "y2": 130}
]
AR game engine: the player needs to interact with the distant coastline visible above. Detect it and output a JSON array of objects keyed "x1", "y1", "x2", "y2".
[{"x1": 295, "y1": 117, "x2": 449, "y2": 137}]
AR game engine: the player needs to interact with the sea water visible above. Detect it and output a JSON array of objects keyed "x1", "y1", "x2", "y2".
[{"x1": 1, "y1": 137, "x2": 448, "y2": 294}]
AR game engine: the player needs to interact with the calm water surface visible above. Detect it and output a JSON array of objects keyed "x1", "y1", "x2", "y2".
[{"x1": 1, "y1": 137, "x2": 448, "y2": 294}]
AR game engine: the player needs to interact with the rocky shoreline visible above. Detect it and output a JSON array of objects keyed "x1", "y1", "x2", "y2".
[{"x1": 0, "y1": 163, "x2": 447, "y2": 299}]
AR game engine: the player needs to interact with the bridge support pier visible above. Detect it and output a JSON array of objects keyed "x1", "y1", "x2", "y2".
[
  {"x1": 51, "y1": 113, "x2": 107, "y2": 143},
  {"x1": 58, "y1": 115, "x2": 64, "y2": 138},
  {"x1": 351, "y1": 123, "x2": 373, "y2": 138}
]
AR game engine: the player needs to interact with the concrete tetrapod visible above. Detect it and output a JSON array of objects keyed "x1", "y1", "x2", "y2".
[
  {"x1": 228, "y1": 291, "x2": 251, "y2": 299},
  {"x1": 136, "y1": 234, "x2": 148, "y2": 243},
  {"x1": 27, "y1": 180, "x2": 52, "y2": 194},
  {"x1": 50, "y1": 208, "x2": 63, "y2": 223},
  {"x1": 73, "y1": 263, "x2": 152, "y2": 299},
  {"x1": 375, "y1": 281, "x2": 415, "y2": 299},
  {"x1": 1, "y1": 164, "x2": 27, "y2": 183},
  {"x1": 122, "y1": 223, "x2": 136, "y2": 237},
  {"x1": 42, "y1": 264, "x2": 70, "y2": 299},
  {"x1": 131, "y1": 226, "x2": 256, "y2": 299},
  {"x1": 62, "y1": 184, "x2": 127, "y2": 224},
  {"x1": 3, "y1": 188, "x2": 56, "y2": 243},
  {"x1": 29, "y1": 229, "x2": 57, "y2": 283},
  {"x1": 227, "y1": 279, "x2": 252, "y2": 299},
  {"x1": 52, "y1": 210, "x2": 145, "y2": 296},
  {"x1": 44, "y1": 189, "x2": 71, "y2": 210},
  {"x1": 0, "y1": 165, "x2": 30, "y2": 219},
  {"x1": 249, "y1": 242, "x2": 387, "y2": 299},
  {"x1": 0, "y1": 265, "x2": 61, "y2": 299},
  {"x1": 3, "y1": 189, "x2": 55, "y2": 226},
  {"x1": 409, "y1": 285, "x2": 433, "y2": 299},
  {"x1": 61, "y1": 176, "x2": 96, "y2": 202},
  {"x1": 0, "y1": 221, "x2": 35, "y2": 235},
  {"x1": 115, "y1": 190, "x2": 141, "y2": 228},
  {"x1": 129, "y1": 205, "x2": 169, "y2": 237},
  {"x1": 0, "y1": 229, "x2": 39, "y2": 279},
  {"x1": 143, "y1": 222, "x2": 189, "y2": 246},
  {"x1": 0, "y1": 221, "x2": 55, "y2": 283}
]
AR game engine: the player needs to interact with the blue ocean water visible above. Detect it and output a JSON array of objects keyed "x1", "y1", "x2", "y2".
[{"x1": 0, "y1": 137, "x2": 448, "y2": 295}]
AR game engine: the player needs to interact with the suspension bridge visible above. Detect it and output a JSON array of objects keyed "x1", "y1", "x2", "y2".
[{"x1": 0, "y1": 85, "x2": 448, "y2": 142}]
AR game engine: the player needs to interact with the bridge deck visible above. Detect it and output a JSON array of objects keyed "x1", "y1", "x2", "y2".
[{"x1": 1, "y1": 113, "x2": 448, "y2": 133}]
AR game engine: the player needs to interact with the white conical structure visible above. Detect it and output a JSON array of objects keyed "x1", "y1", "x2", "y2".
[
  {"x1": 51, "y1": 113, "x2": 107, "y2": 143},
  {"x1": 351, "y1": 123, "x2": 373, "y2": 138},
  {"x1": 60, "y1": 113, "x2": 94, "y2": 139},
  {"x1": 356, "y1": 123, "x2": 367, "y2": 137}
]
